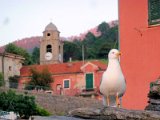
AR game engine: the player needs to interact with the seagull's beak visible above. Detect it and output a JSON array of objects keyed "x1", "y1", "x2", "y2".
[{"x1": 116, "y1": 52, "x2": 121, "y2": 57}]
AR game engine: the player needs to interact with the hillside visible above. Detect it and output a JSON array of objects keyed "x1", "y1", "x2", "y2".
[
  {"x1": 0, "y1": 20, "x2": 118, "y2": 53},
  {"x1": 0, "y1": 36, "x2": 41, "y2": 53}
]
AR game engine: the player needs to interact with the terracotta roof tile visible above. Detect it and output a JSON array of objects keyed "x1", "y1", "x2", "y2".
[{"x1": 20, "y1": 60, "x2": 107, "y2": 77}]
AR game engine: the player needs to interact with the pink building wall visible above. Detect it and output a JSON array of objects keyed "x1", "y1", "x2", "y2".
[{"x1": 119, "y1": 0, "x2": 160, "y2": 109}]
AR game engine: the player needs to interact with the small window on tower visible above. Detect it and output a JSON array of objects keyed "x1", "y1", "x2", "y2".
[
  {"x1": 59, "y1": 46, "x2": 60, "y2": 52},
  {"x1": 46, "y1": 44, "x2": 52, "y2": 52},
  {"x1": 47, "y1": 33, "x2": 50, "y2": 36}
]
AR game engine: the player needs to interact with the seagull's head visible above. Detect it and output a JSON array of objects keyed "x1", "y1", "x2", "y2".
[{"x1": 108, "y1": 49, "x2": 121, "y2": 60}]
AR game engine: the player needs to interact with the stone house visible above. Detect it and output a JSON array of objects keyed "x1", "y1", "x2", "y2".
[{"x1": 0, "y1": 52, "x2": 24, "y2": 87}]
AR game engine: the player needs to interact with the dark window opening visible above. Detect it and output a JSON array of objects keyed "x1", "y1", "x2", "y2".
[
  {"x1": 9, "y1": 66, "x2": 12, "y2": 71},
  {"x1": 148, "y1": 0, "x2": 160, "y2": 25},
  {"x1": 46, "y1": 44, "x2": 52, "y2": 52},
  {"x1": 47, "y1": 33, "x2": 51, "y2": 36}
]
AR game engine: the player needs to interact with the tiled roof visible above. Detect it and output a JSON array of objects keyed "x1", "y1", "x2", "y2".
[{"x1": 20, "y1": 60, "x2": 107, "y2": 77}]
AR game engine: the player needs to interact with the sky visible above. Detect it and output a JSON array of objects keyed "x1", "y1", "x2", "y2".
[{"x1": 0, "y1": 0, "x2": 118, "y2": 46}]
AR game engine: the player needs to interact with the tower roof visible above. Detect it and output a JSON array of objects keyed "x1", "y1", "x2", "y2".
[{"x1": 45, "y1": 22, "x2": 58, "y2": 31}]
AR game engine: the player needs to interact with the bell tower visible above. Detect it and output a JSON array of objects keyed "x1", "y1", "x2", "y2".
[{"x1": 40, "y1": 22, "x2": 63, "y2": 65}]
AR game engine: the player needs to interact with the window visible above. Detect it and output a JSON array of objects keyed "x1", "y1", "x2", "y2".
[
  {"x1": 86, "y1": 73, "x2": 93, "y2": 90},
  {"x1": 64, "y1": 80, "x2": 70, "y2": 88},
  {"x1": 9, "y1": 66, "x2": 12, "y2": 71},
  {"x1": 46, "y1": 44, "x2": 52, "y2": 52},
  {"x1": 59, "y1": 46, "x2": 60, "y2": 52},
  {"x1": 47, "y1": 33, "x2": 51, "y2": 36},
  {"x1": 148, "y1": 0, "x2": 160, "y2": 25}
]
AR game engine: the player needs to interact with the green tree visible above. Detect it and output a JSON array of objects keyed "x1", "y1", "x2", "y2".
[
  {"x1": 97, "y1": 42, "x2": 114, "y2": 59},
  {"x1": 5, "y1": 43, "x2": 19, "y2": 54},
  {"x1": 32, "y1": 47, "x2": 40, "y2": 64},
  {"x1": 5, "y1": 43, "x2": 33, "y2": 65},
  {"x1": 9, "y1": 75, "x2": 20, "y2": 88},
  {"x1": 83, "y1": 32, "x2": 96, "y2": 46},
  {"x1": 108, "y1": 25, "x2": 118, "y2": 43},
  {"x1": 70, "y1": 22, "x2": 118, "y2": 61},
  {"x1": 25, "y1": 68, "x2": 53, "y2": 90},
  {"x1": 63, "y1": 41, "x2": 81, "y2": 62},
  {"x1": 0, "y1": 72, "x2": 4, "y2": 87},
  {"x1": 97, "y1": 21, "x2": 110, "y2": 40},
  {"x1": 82, "y1": 32, "x2": 97, "y2": 59}
]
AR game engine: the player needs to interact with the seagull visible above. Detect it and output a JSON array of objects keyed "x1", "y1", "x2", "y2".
[{"x1": 100, "y1": 49, "x2": 126, "y2": 107}]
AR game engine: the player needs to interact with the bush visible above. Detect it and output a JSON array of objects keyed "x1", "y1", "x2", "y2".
[
  {"x1": 35, "y1": 106, "x2": 51, "y2": 116},
  {"x1": 0, "y1": 72, "x2": 4, "y2": 87},
  {"x1": 25, "y1": 68, "x2": 53, "y2": 90},
  {"x1": 0, "y1": 90, "x2": 51, "y2": 119},
  {"x1": 9, "y1": 75, "x2": 20, "y2": 88}
]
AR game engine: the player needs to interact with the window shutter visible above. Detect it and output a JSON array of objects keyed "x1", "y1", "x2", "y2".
[{"x1": 148, "y1": 0, "x2": 160, "y2": 25}]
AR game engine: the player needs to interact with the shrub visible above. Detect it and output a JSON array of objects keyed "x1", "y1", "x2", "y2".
[
  {"x1": 25, "y1": 68, "x2": 53, "y2": 90},
  {"x1": 35, "y1": 106, "x2": 51, "y2": 116},
  {"x1": 0, "y1": 72, "x2": 4, "y2": 87},
  {"x1": 0, "y1": 90, "x2": 51, "y2": 119},
  {"x1": 9, "y1": 75, "x2": 20, "y2": 88}
]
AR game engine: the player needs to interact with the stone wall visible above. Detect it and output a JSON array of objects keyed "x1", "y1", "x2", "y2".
[
  {"x1": 5, "y1": 88, "x2": 103, "y2": 115},
  {"x1": 34, "y1": 93, "x2": 102, "y2": 115},
  {"x1": 145, "y1": 79, "x2": 160, "y2": 111}
]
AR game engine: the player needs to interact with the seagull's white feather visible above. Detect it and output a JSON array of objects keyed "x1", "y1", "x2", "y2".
[{"x1": 100, "y1": 49, "x2": 126, "y2": 107}]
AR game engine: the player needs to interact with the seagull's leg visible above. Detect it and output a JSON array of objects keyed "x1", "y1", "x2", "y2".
[
  {"x1": 102, "y1": 96, "x2": 107, "y2": 106},
  {"x1": 106, "y1": 95, "x2": 110, "y2": 106},
  {"x1": 116, "y1": 93, "x2": 120, "y2": 108}
]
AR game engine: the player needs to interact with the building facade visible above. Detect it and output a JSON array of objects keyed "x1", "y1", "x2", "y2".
[
  {"x1": 0, "y1": 53, "x2": 24, "y2": 87},
  {"x1": 40, "y1": 22, "x2": 63, "y2": 65},
  {"x1": 20, "y1": 60, "x2": 106, "y2": 98},
  {"x1": 119, "y1": 0, "x2": 160, "y2": 109}
]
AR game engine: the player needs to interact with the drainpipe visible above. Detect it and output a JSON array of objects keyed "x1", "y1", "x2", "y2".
[
  {"x1": 2, "y1": 52, "x2": 5, "y2": 87},
  {"x1": 82, "y1": 45, "x2": 84, "y2": 65}
]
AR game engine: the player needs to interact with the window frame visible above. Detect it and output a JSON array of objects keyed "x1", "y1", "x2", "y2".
[
  {"x1": 148, "y1": 0, "x2": 160, "y2": 26},
  {"x1": 63, "y1": 79, "x2": 70, "y2": 89},
  {"x1": 85, "y1": 73, "x2": 94, "y2": 90}
]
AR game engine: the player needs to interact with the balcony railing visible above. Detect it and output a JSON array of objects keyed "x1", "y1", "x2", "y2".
[{"x1": 79, "y1": 86, "x2": 99, "y2": 97}]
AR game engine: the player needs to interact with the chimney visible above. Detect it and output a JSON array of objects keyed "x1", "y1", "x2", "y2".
[
  {"x1": 69, "y1": 57, "x2": 72, "y2": 62},
  {"x1": 67, "y1": 57, "x2": 72, "y2": 67}
]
